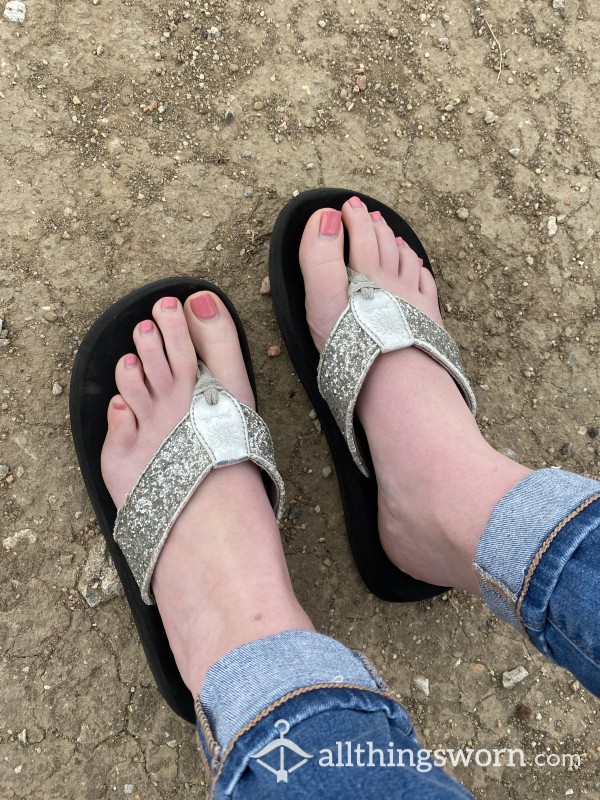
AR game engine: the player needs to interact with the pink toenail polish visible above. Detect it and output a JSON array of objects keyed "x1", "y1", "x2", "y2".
[
  {"x1": 190, "y1": 293, "x2": 219, "y2": 320},
  {"x1": 124, "y1": 354, "x2": 138, "y2": 368},
  {"x1": 370, "y1": 210, "x2": 383, "y2": 222},
  {"x1": 319, "y1": 210, "x2": 342, "y2": 238},
  {"x1": 162, "y1": 296, "x2": 177, "y2": 311},
  {"x1": 112, "y1": 397, "x2": 127, "y2": 410},
  {"x1": 348, "y1": 196, "x2": 363, "y2": 208},
  {"x1": 395, "y1": 236, "x2": 405, "y2": 245},
  {"x1": 140, "y1": 320, "x2": 154, "y2": 335}
]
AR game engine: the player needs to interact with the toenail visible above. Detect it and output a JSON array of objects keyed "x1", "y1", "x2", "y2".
[
  {"x1": 190, "y1": 293, "x2": 219, "y2": 320},
  {"x1": 161, "y1": 296, "x2": 178, "y2": 311},
  {"x1": 319, "y1": 210, "x2": 342, "y2": 238},
  {"x1": 348, "y1": 196, "x2": 363, "y2": 208},
  {"x1": 140, "y1": 320, "x2": 154, "y2": 335},
  {"x1": 395, "y1": 236, "x2": 405, "y2": 245},
  {"x1": 112, "y1": 397, "x2": 127, "y2": 410},
  {"x1": 418, "y1": 257, "x2": 424, "y2": 267},
  {"x1": 370, "y1": 210, "x2": 383, "y2": 222},
  {"x1": 124, "y1": 354, "x2": 138, "y2": 368}
]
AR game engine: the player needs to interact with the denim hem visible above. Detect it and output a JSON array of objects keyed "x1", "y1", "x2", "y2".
[
  {"x1": 195, "y1": 683, "x2": 405, "y2": 797},
  {"x1": 474, "y1": 468, "x2": 600, "y2": 629},
  {"x1": 516, "y1": 491, "x2": 600, "y2": 633}
]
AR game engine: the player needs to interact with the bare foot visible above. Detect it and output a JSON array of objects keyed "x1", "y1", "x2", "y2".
[
  {"x1": 101, "y1": 293, "x2": 313, "y2": 698},
  {"x1": 299, "y1": 198, "x2": 531, "y2": 594}
]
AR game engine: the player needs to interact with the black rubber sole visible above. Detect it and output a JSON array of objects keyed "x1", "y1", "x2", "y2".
[
  {"x1": 70, "y1": 277, "x2": 258, "y2": 724},
  {"x1": 269, "y1": 188, "x2": 448, "y2": 602}
]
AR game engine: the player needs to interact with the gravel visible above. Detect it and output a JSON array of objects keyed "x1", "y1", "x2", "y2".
[{"x1": 502, "y1": 666, "x2": 529, "y2": 688}]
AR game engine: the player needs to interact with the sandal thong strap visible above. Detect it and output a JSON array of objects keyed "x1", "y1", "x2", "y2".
[
  {"x1": 317, "y1": 269, "x2": 477, "y2": 476},
  {"x1": 113, "y1": 362, "x2": 285, "y2": 604}
]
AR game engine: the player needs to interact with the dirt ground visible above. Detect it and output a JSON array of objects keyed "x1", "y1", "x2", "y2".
[{"x1": 1, "y1": 0, "x2": 599, "y2": 797}]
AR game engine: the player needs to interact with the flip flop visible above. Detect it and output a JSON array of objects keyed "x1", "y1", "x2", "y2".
[
  {"x1": 70, "y1": 277, "x2": 285, "y2": 723},
  {"x1": 269, "y1": 189, "x2": 476, "y2": 603}
]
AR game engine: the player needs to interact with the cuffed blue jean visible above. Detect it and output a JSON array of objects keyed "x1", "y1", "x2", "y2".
[{"x1": 195, "y1": 468, "x2": 600, "y2": 798}]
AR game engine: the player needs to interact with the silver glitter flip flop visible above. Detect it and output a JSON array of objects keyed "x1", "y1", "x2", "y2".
[
  {"x1": 114, "y1": 361, "x2": 285, "y2": 604},
  {"x1": 270, "y1": 188, "x2": 475, "y2": 602},
  {"x1": 319, "y1": 268, "x2": 476, "y2": 476}
]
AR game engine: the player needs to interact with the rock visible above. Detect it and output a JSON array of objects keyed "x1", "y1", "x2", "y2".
[
  {"x1": 559, "y1": 442, "x2": 572, "y2": 457},
  {"x1": 242, "y1": 150, "x2": 253, "y2": 158},
  {"x1": 44, "y1": 311, "x2": 58, "y2": 322},
  {"x1": 484, "y1": 110, "x2": 497, "y2": 124},
  {"x1": 288, "y1": 505, "x2": 301, "y2": 521},
  {"x1": 356, "y1": 75, "x2": 367, "y2": 91},
  {"x1": 123, "y1": 785, "x2": 134, "y2": 794},
  {"x1": 322, "y1": 466, "x2": 332, "y2": 479},
  {"x1": 548, "y1": 216, "x2": 558, "y2": 236},
  {"x1": 503, "y1": 448, "x2": 517, "y2": 460},
  {"x1": 3, "y1": 529, "x2": 37, "y2": 549},
  {"x1": 72, "y1": 96, "x2": 81, "y2": 105},
  {"x1": 502, "y1": 666, "x2": 529, "y2": 688},
  {"x1": 553, "y1": 0, "x2": 564, "y2": 8},
  {"x1": 78, "y1": 539, "x2": 123, "y2": 607},
  {"x1": 306, "y1": 162, "x2": 316, "y2": 170},
  {"x1": 228, "y1": 63, "x2": 239, "y2": 73},
  {"x1": 414, "y1": 677, "x2": 430, "y2": 697},
  {"x1": 52, "y1": 382, "x2": 63, "y2": 396},
  {"x1": 587, "y1": 426, "x2": 599, "y2": 438},
  {"x1": 259, "y1": 276, "x2": 271, "y2": 295},
  {"x1": 318, "y1": 19, "x2": 326, "y2": 28},
  {"x1": 387, "y1": 27, "x2": 399, "y2": 39},
  {"x1": 15, "y1": 466, "x2": 24, "y2": 478},
  {"x1": 508, "y1": 148, "x2": 520, "y2": 158},
  {"x1": 456, "y1": 207, "x2": 469, "y2": 220},
  {"x1": 244, "y1": 188, "x2": 254, "y2": 198},
  {"x1": 3, "y1": 1, "x2": 26, "y2": 23},
  {"x1": 0, "y1": 465, "x2": 9, "y2": 480},
  {"x1": 224, "y1": 110, "x2": 235, "y2": 124},
  {"x1": 253, "y1": 100, "x2": 263, "y2": 111},
  {"x1": 267, "y1": 345, "x2": 282, "y2": 357}
]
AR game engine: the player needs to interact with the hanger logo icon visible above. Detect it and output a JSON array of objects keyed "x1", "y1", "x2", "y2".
[{"x1": 251, "y1": 719, "x2": 313, "y2": 783}]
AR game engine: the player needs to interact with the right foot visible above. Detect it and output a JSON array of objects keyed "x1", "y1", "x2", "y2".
[
  {"x1": 299, "y1": 197, "x2": 531, "y2": 594},
  {"x1": 101, "y1": 293, "x2": 313, "y2": 698}
]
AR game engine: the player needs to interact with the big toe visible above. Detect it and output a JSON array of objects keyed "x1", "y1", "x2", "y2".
[
  {"x1": 299, "y1": 207, "x2": 350, "y2": 351},
  {"x1": 183, "y1": 292, "x2": 255, "y2": 409}
]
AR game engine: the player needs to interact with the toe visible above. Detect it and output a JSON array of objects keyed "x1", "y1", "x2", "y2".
[
  {"x1": 396, "y1": 238, "x2": 422, "y2": 291},
  {"x1": 151, "y1": 296, "x2": 198, "y2": 384},
  {"x1": 371, "y1": 211, "x2": 401, "y2": 276},
  {"x1": 115, "y1": 353, "x2": 152, "y2": 417},
  {"x1": 184, "y1": 292, "x2": 255, "y2": 409},
  {"x1": 341, "y1": 196, "x2": 380, "y2": 277},
  {"x1": 299, "y1": 207, "x2": 349, "y2": 351},
  {"x1": 418, "y1": 267, "x2": 444, "y2": 324},
  {"x1": 132, "y1": 318, "x2": 173, "y2": 394},
  {"x1": 104, "y1": 395, "x2": 138, "y2": 456}
]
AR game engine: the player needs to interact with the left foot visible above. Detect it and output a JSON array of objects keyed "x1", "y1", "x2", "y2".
[{"x1": 101, "y1": 293, "x2": 313, "y2": 698}]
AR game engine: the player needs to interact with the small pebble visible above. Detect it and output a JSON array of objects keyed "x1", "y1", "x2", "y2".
[
  {"x1": 356, "y1": 75, "x2": 367, "y2": 91},
  {"x1": 503, "y1": 448, "x2": 517, "y2": 460},
  {"x1": 587, "y1": 426, "x2": 599, "y2": 439},
  {"x1": 321, "y1": 466, "x2": 332, "y2": 479},
  {"x1": 267, "y1": 345, "x2": 281, "y2": 357},
  {"x1": 224, "y1": 110, "x2": 235, "y2": 124},
  {"x1": 414, "y1": 677, "x2": 430, "y2": 697},
  {"x1": 560, "y1": 442, "x2": 572, "y2": 457},
  {"x1": 318, "y1": 19, "x2": 326, "y2": 28},
  {"x1": 306, "y1": 162, "x2": 316, "y2": 170},
  {"x1": 0, "y1": 465, "x2": 9, "y2": 481},
  {"x1": 502, "y1": 666, "x2": 529, "y2": 688},
  {"x1": 62, "y1": 231, "x2": 71, "y2": 240},
  {"x1": 253, "y1": 100, "x2": 263, "y2": 111},
  {"x1": 228, "y1": 63, "x2": 239, "y2": 73},
  {"x1": 3, "y1": 1, "x2": 26, "y2": 23},
  {"x1": 52, "y1": 382, "x2": 63, "y2": 396},
  {"x1": 508, "y1": 148, "x2": 520, "y2": 158},
  {"x1": 484, "y1": 110, "x2": 497, "y2": 124},
  {"x1": 259, "y1": 276, "x2": 271, "y2": 296},
  {"x1": 242, "y1": 150, "x2": 253, "y2": 158},
  {"x1": 15, "y1": 466, "x2": 24, "y2": 478},
  {"x1": 123, "y1": 786, "x2": 134, "y2": 795},
  {"x1": 387, "y1": 27, "x2": 399, "y2": 39},
  {"x1": 456, "y1": 207, "x2": 469, "y2": 220},
  {"x1": 552, "y1": 0, "x2": 564, "y2": 8},
  {"x1": 244, "y1": 188, "x2": 254, "y2": 198},
  {"x1": 547, "y1": 216, "x2": 558, "y2": 236},
  {"x1": 44, "y1": 311, "x2": 58, "y2": 322},
  {"x1": 72, "y1": 96, "x2": 81, "y2": 105}
]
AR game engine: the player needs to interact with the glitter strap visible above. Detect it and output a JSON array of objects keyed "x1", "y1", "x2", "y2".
[
  {"x1": 317, "y1": 269, "x2": 477, "y2": 476},
  {"x1": 113, "y1": 364, "x2": 285, "y2": 604}
]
